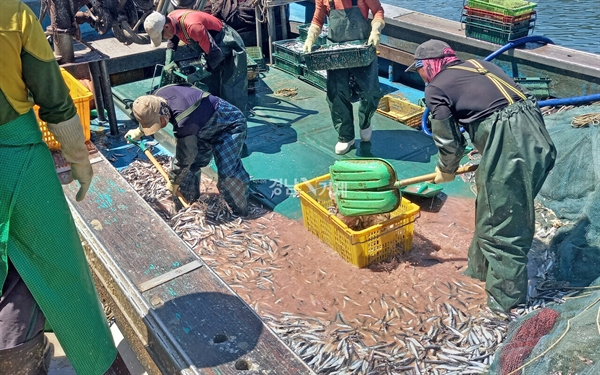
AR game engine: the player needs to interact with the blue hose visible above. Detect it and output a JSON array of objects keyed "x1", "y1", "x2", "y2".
[
  {"x1": 421, "y1": 35, "x2": 557, "y2": 136},
  {"x1": 539, "y1": 93, "x2": 600, "y2": 107},
  {"x1": 484, "y1": 35, "x2": 554, "y2": 61}
]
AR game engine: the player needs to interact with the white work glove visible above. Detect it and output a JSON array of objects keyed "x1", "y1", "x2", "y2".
[
  {"x1": 47, "y1": 114, "x2": 93, "y2": 201},
  {"x1": 433, "y1": 166, "x2": 455, "y2": 184},
  {"x1": 303, "y1": 24, "x2": 321, "y2": 53},
  {"x1": 368, "y1": 18, "x2": 385, "y2": 49},
  {"x1": 125, "y1": 127, "x2": 144, "y2": 142}
]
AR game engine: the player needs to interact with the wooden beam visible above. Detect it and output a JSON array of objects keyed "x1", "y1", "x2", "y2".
[
  {"x1": 377, "y1": 44, "x2": 414, "y2": 67},
  {"x1": 63, "y1": 151, "x2": 315, "y2": 375}
]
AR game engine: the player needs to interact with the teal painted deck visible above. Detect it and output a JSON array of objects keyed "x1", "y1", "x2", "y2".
[{"x1": 109, "y1": 67, "x2": 475, "y2": 219}]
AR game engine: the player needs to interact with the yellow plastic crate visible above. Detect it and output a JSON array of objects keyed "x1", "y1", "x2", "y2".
[
  {"x1": 377, "y1": 95, "x2": 425, "y2": 128},
  {"x1": 294, "y1": 174, "x2": 420, "y2": 268},
  {"x1": 35, "y1": 68, "x2": 93, "y2": 150}
]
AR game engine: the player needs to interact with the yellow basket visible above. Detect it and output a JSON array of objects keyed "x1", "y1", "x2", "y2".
[
  {"x1": 377, "y1": 95, "x2": 425, "y2": 128},
  {"x1": 294, "y1": 174, "x2": 420, "y2": 268},
  {"x1": 35, "y1": 68, "x2": 94, "y2": 150}
]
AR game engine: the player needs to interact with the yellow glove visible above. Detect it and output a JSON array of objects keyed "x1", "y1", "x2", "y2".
[
  {"x1": 166, "y1": 181, "x2": 180, "y2": 195},
  {"x1": 368, "y1": 19, "x2": 385, "y2": 49},
  {"x1": 434, "y1": 166, "x2": 455, "y2": 184},
  {"x1": 47, "y1": 114, "x2": 93, "y2": 201},
  {"x1": 303, "y1": 24, "x2": 321, "y2": 53},
  {"x1": 125, "y1": 127, "x2": 144, "y2": 142}
]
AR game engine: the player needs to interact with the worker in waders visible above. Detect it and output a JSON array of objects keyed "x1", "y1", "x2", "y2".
[
  {"x1": 0, "y1": 1, "x2": 128, "y2": 374},
  {"x1": 126, "y1": 84, "x2": 250, "y2": 217},
  {"x1": 302, "y1": 0, "x2": 385, "y2": 155},
  {"x1": 144, "y1": 10, "x2": 248, "y2": 114},
  {"x1": 406, "y1": 39, "x2": 556, "y2": 313}
]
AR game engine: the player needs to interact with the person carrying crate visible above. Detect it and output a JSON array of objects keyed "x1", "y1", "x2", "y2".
[
  {"x1": 144, "y1": 10, "x2": 248, "y2": 114},
  {"x1": 126, "y1": 83, "x2": 250, "y2": 217},
  {"x1": 302, "y1": 0, "x2": 385, "y2": 155},
  {"x1": 406, "y1": 39, "x2": 556, "y2": 314},
  {"x1": 0, "y1": 1, "x2": 129, "y2": 374}
]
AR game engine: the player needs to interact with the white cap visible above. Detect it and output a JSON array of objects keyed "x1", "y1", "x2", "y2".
[{"x1": 144, "y1": 11, "x2": 166, "y2": 48}]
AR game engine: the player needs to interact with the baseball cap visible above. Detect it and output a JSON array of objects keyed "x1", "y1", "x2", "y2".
[
  {"x1": 144, "y1": 11, "x2": 166, "y2": 48},
  {"x1": 132, "y1": 96, "x2": 164, "y2": 135},
  {"x1": 405, "y1": 39, "x2": 455, "y2": 72}
]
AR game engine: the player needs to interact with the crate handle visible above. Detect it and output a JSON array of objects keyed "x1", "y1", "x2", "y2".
[{"x1": 348, "y1": 211, "x2": 421, "y2": 245}]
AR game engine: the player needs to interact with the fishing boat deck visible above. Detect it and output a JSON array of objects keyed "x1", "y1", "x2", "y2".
[
  {"x1": 50, "y1": 3, "x2": 600, "y2": 373},
  {"x1": 109, "y1": 67, "x2": 475, "y2": 219},
  {"x1": 55, "y1": 58, "x2": 481, "y2": 374}
]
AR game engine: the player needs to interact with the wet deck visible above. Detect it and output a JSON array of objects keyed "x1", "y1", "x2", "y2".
[
  {"x1": 110, "y1": 67, "x2": 475, "y2": 219},
  {"x1": 56, "y1": 57, "x2": 481, "y2": 373}
]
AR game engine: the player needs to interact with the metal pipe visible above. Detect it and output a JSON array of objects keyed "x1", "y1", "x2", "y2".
[
  {"x1": 88, "y1": 61, "x2": 107, "y2": 123},
  {"x1": 255, "y1": 4, "x2": 263, "y2": 53},
  {"x1": 48, "y1": 0, "x2": 75, "y2": 63},
  {"x1": 279, "y1": 6, "x2": 287, "y2": 40},
  {"x1": 53, "y1": 34, "x2": 75, "y2": 64},
  {"x1": 267, "y1": 7, "x2": 276, "y2": 64},
  {"x1": 99, "y1": 60, "x2": 120, "y2": 135}
]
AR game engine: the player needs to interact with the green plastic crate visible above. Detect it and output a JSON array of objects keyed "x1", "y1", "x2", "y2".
[
  {"x1": 514, "y1": 77, "x2": 551, "y2": 98},
  {"x1": 464, "y1": 5, "x2": 536, "y2": 23},
  {"x1": 304, "y1": 41, "x2": 376, "y2": 71},
  {"x1": 273, "y1": 53, "x2": 304, "y2": 76},
  {"x1": 297, "y1": 24, "x2": 329, "y2": 46},
  {"x1": 467, "y1": 0, "x2": 537, "y2": 16},
  {"x1": 465, "y1": 23, "x2": 531, "y2": 44},
  {"x1": 272, "y1": 39, "x2": 306, "y2": 64},
  {"x1": 246, "y1": 46, "x2": 267, "y2": 71},
  {"x1": 301, "y1": 68, "x2": 327, "y2": 90},
  {"x1": 247, "y1": 56, "x2": 259, "y2": 81}
]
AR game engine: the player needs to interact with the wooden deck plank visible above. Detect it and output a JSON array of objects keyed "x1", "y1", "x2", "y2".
[{"x1": 61, "y1": 153, "x2": 314, "y2": 375}]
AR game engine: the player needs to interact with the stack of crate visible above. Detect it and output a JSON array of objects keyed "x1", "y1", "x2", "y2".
[
  {"x1": 246, "y1": 46, "x2": 267, "y2": 93},
  {"x1": 297, "y1": 24, "x2": 329, "y2": 90},
  {"x1": 297, "y1": 24, "x2": 329, "y2": 47},
  {"x1": 462, "y1": 0, "x2": 537, "y2": 44},
  {"x1": 247, "y1": 56, "x2": 260, "y2": 93},
  {"x1": 271, "y1": 39, "x2": 306, "y2": 77},
  {"x1": 270, "y1": 24, "x2": 330, "y2": 91}
]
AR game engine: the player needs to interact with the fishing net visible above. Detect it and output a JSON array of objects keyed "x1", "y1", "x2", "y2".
[
  {"x1": 488, "y1": 103, "x2": 600, "y2": 375},
  {"x1": 488, "y1": 277, "x2": 600, "y2": 375},
  {"x1": 537, "y1": 103, "x2": 600, "y2": 287}
]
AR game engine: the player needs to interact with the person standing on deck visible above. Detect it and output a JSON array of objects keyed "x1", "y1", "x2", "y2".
[
  {"x1": 406, "y1": 39, "x2": 556, "y2": 313},
  {"x1": 0, "y1": 1, "x2": 129, "y2": 374},
  {"x1": 126, "y1": 83, "x2": 250, "y2": 217},
  {"x1": 303, "y1": 0, "x2": 385, "y2": 155},
  {"x1": 144, "y1": 10, "x2": 248, "y2": 114}
]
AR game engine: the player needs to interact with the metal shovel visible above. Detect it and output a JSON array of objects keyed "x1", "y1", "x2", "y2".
[{"x1": 329, "y1": 158, "x2": 478, "y2": 216}]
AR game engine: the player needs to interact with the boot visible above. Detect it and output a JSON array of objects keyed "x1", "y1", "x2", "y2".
[
  {"x1": 335, "y1": 139, "x2": 355, "y2": 155},
  {"x1": 0, "y1": 332, "x2": 49, "y2": 375}
]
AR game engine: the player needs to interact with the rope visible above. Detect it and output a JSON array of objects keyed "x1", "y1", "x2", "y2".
[
  {"x1": 571, "y1": 112, "x2": 600, "y2": 128},
  {"x1": 597, "y1": 302, "x2": 600, "y2": 336},
  {"x1": 506, "y1": 296, "x2": 600, "y2": 375},
  {"x1": 254, "y1": 0, "x2": 269, "y2": 23}
]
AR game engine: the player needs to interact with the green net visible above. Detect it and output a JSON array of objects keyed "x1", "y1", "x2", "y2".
[
  {"x1": 489, "y1": 278, "x2": 600, "y2": 375},
  {"x1": 537, "y1": 104, "x2": 600, "y2": 287},
  {"x1": 488, "y1": 103, "x2": 600, "y2": 375}
]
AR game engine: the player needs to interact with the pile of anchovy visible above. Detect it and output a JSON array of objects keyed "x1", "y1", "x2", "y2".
[
  {"x1": 120, "y1": 156, "x2": 567, "y2": 375},
  {"x1": 279, "y1": 40, "x2": 306, "y2": 54}
]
